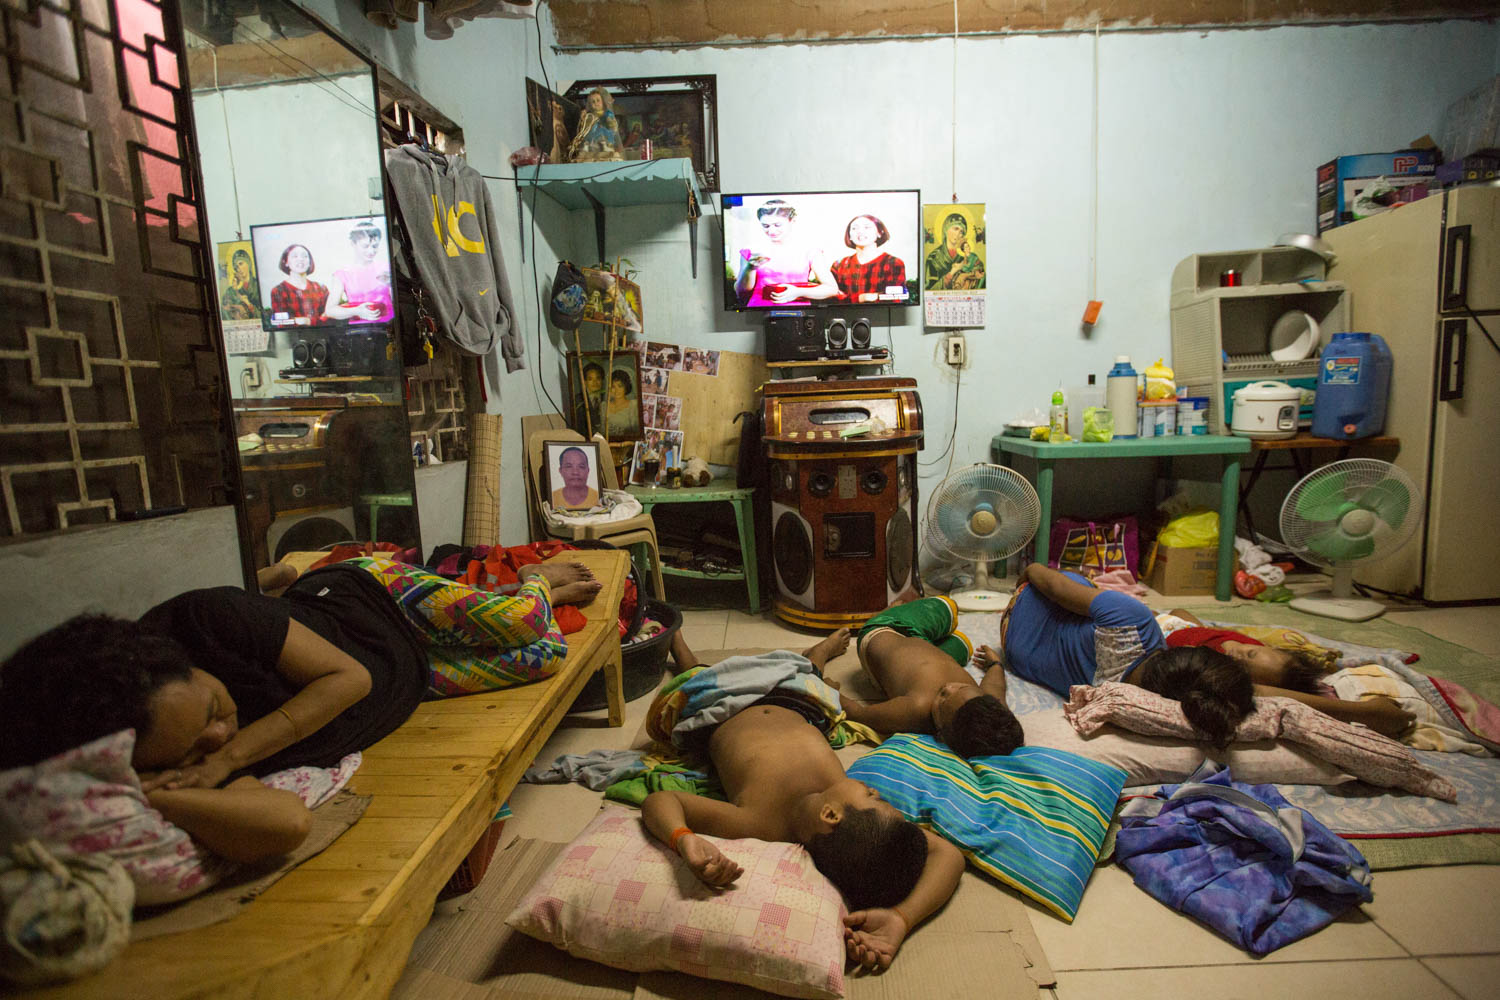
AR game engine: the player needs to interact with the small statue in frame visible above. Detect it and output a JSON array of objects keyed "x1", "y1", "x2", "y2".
[{"x1": 566, "y1": 86, "x2": 624, "y2": 163}]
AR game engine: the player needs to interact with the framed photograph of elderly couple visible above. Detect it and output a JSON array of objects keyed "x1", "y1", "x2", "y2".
[{"x1": 566, "y1": 350, "x2": 644, "y2": 442}]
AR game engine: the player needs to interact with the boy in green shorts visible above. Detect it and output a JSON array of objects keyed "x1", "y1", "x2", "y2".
[{"x1": 840, "y1": 596, "x2": 1024, "y2": 759}]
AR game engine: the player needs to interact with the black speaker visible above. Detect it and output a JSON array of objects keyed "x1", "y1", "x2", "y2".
[
  {"x1": 765, "y1": 311, "x2": 824, "y2": 362},
  {"x1": 851, "y1": 317, "x2": 872, "y2": 350},
  {"x1": 826, "y1": 317, "x2": 848, "y2": 349}
]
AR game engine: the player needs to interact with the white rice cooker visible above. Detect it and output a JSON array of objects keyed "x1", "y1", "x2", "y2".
[{"x1": 1230, "y1": 381, "x2": 1300, "y2": 439}]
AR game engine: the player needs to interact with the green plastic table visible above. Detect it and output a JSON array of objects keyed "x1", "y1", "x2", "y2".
[
  {"x1": 626, "y1": 484, "x2": 761, "y2": 613},
  {"x1": 990, "y1": 434, "x2": 1251, "y2": 601}
]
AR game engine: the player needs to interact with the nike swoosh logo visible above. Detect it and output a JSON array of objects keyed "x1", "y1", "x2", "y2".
[{"x1": 479, "y1": 288, "x2": 489, "y2": 296}]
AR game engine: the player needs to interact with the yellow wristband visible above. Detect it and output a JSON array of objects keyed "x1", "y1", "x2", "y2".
[
  {"x1": 669, "y1": 826, "x2": 693, "y2": 851},
  {"x1": 890, "y1": 903, "x2": 912, "y2": 930}
]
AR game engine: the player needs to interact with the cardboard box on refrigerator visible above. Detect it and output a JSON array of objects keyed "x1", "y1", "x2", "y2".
[
  {"x1": 1315, "y1": 149, "x2": 1438, "y2": 234},
  {"x1": 1145, "y1": 543, "x2": 1217, "y2": 596}
]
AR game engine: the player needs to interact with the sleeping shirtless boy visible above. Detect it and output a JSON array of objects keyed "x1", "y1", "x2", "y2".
[
  {"x1": 641, "y1": 631, "x2": 965, "y2": 971},
  {"x1": 839, "y1": 596, "x2": 1024, "y2": 758}
]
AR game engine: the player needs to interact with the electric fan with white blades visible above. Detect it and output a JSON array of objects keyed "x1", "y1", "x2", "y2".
[
  {"x1": 926, "y1": 464, "x2": 1041, "y2": 611},
  {"x1": 1278, "y1": 458, "x2": 1423, "y2": 622}
]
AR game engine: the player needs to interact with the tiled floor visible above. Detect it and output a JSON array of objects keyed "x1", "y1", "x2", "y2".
[{"x1": 481, "y1": 576, "x2": 1500, "y2": 1000}]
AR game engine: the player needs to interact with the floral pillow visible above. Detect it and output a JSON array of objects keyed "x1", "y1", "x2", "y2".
[
  {"x1": 506, "y1": 806, "x2": 848, "y2": 999},
  {"x1": 0, "y1": 731, "x2": 362, "y2": 909},
  {"x1": 0, "y1": 730, "x2": 233, "y2": 907}
]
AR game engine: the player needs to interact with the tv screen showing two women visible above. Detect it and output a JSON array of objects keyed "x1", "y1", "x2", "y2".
[
  {"x1": 721, "y1": 190, "x2": 921, "y2": 310},
  {"x1": 249, "y1": 217, "x2": 395, "y2": 332}
]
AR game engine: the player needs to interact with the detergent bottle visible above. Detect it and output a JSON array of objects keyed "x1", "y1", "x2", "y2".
[{"x1": 1143, "y1": 358, "x2": 1176, "y2": 401}]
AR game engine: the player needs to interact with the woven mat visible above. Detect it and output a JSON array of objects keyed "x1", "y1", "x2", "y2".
[
  {"x1": 393, "y1": 835, "x2": 1055, "y2": 1000},
  {"x1": 1165, "y1": 606, "x2": 1500, "y2": 869}
]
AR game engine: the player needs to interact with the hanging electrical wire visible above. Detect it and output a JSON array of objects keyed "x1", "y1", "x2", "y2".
[{"x1": 210, "y1": 49, "x2": 245, "y2": 239}]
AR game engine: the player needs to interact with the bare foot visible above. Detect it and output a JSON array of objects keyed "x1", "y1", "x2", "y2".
[
  {"x1": 256, "y1": 561, "x2": 297, "y2": 596},
  {"x1": 802, "y1": 627, "x2": 852, "y2": 670},
  {"x1": 670, "y1": 631, "x2": 702, "y2": 670},
  {"x1": 529, "y1": 561, "x2": 596, "y2": 589},
  {"x1": 521, "y1": 561, "x2": 601, "y2": 606}
]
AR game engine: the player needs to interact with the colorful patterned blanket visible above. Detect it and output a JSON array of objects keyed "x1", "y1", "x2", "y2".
[{"x1": 645, "y1": 650, "x2": 878, "y2": 750}]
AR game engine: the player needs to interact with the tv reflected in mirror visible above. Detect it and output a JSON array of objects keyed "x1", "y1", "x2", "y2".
[
  {"x1": 250, "y1": 216, "x2": 394, "y2": 331},
  {"x1": 721, "y1": 189, "x2": 921, "y2": 311}
]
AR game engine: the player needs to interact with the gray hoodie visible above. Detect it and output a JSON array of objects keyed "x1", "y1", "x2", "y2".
[{"x1": 384, "y1": 144, "x2": 524, "y2": 370}]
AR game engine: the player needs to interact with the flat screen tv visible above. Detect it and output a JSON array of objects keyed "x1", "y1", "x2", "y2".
[
  {"x1": 720, "y1": 190, "x2": 921, "y2": 310},
  {"x1": 250, "y1": 215, "x2": 394, "y2": 331}
]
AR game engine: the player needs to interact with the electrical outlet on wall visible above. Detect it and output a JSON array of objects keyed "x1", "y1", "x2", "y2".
[{"x1": 945, "y1": 333, "x2": 966, "y2": 366}]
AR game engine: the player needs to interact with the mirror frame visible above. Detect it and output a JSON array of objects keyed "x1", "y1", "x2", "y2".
[{"x1": 179, "y1": 0, "x2": 421, "y2": 578}]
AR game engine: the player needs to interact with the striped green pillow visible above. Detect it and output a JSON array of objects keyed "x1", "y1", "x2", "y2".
[{"x1": 846, "y1": 734, "x2": 1126, "y2": 921}]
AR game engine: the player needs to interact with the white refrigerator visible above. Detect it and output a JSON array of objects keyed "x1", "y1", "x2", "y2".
[{"x1": 1323, "y1": 185, "x2": 1500, "y2": 602}]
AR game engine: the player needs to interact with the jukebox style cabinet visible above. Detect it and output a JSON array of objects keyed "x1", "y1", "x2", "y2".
[{"x1": 761, "y1": 378, "x2": 924, "y2": 629}]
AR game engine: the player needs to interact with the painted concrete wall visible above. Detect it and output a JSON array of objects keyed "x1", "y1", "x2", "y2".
[
  {"x1": 546, "y1": 18, "x2": 1499, "y2": 537},
  {"x1": 11, "y1": 12, "x2": 1488, "y2": 632},
  {"x1": 0, "y1": 508, "x2": 244, "y2": 658}
]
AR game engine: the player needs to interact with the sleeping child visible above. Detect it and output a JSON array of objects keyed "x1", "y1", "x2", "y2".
[{"x1": 640, "y1": 631, "x2": 965, "y2": 972}]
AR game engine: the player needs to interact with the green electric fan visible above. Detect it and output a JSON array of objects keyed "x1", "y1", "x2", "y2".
[
  {"x1": 1278, "y1": 458, "x2": 1423, "y2": 622},
  {"x1": 925, "y1": 464, "x2": 1041, "y2": 611}
]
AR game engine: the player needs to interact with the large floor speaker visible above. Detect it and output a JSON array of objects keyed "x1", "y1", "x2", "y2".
[
  {"x1": 266, "y1": 506, "x2": 357, "y2": 562},
  {"x1": 762, "y1": 376, "x2": 924, "y2": 630},
  {"x1": 767, "y1": 452, "x2": 920, "y2": 629}
]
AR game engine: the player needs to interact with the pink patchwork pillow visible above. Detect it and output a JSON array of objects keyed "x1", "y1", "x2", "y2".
[{"x1": 506, "y1": 806, "x2": 848, "y2": 999}]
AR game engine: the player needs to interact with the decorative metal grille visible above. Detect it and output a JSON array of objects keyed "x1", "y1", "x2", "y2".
[
  {"x1": 0, "y1": 0, "x2": 235, "y2": 538},
  {"x1": 406, "y1": 341, "x2": 468, "y2": 463}
]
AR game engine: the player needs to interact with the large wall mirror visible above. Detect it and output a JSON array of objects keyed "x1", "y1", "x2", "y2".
[{"x1": 180, "y1": 0, "x2": 419, "y2": 568}]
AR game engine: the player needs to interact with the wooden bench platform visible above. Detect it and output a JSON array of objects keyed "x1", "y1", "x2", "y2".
[{"x1": 31, "y1": 548, "x2": 630, "y2": 1000}]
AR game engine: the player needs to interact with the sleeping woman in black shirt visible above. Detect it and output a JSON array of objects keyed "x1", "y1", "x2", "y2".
[{"x1": 0, "y1": 557, "x2": 599, "y2": 863}]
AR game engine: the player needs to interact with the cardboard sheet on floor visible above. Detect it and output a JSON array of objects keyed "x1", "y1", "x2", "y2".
[
  {"x1": 395, "y1": 835, "x2": 1055, "y2": 1000},
  {"x1": 130, "y1": 789, "x2": 371, "y2": 940}
]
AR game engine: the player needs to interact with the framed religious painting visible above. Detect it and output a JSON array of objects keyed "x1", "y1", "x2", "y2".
[
  {"x1": 525, "y1": 78, "x2": 578, "y2": 164},
  {"x1": 562, "y1": 75, "x2": 718, "y2": 191}
]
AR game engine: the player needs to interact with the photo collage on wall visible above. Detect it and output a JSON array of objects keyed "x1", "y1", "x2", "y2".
[{"x1": 628, "y1": 340, "x2": 721, "y2": 486}]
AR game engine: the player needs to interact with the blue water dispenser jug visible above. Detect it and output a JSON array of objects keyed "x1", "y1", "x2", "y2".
[{"x1": 1311, "y1": 332, "x2": 1392, "y2": 439}]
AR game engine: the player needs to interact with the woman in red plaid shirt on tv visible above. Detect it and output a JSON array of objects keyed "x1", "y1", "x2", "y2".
[
  {"x1": 269, "y1": 243, "x2": 330, "y2": 326},
  {"x1": 831, "y1": 214, "x2": 908, "y2": 304}
]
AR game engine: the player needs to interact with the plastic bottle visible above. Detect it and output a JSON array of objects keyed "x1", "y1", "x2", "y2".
[
  {"x1": 1106, "y1": 356, "x2": 1138, "y2": 439},
  {"x1": 1049, "y1": 387, "x2": 1068, "y2": 442},
  {"x1": 1069, "y1": 373, "x2": 1105, "y2": 439}
]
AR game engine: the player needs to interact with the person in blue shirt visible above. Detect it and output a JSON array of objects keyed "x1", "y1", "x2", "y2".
[{"x1": 977, "y1": 563, "x2": 1254, "y2": 747}]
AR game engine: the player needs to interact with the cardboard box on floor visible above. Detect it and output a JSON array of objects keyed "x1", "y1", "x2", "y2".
[{"x1": 1146, "y1": 543, "x2": 1217, "y2": 596}]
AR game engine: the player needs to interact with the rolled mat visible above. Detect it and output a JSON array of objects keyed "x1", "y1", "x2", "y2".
[{"x1": 463, "y1": 412, "x2": 502, "y2": 547}]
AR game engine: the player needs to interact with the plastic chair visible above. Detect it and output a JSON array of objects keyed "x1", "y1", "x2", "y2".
[{"x1": 525, "y1": 427, "x2": 666, "y2": 600}]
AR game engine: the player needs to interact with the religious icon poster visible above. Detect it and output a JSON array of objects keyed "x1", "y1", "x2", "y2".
[{"x1": 921, "y1": 202, "x2": 987, "y2": 329}]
